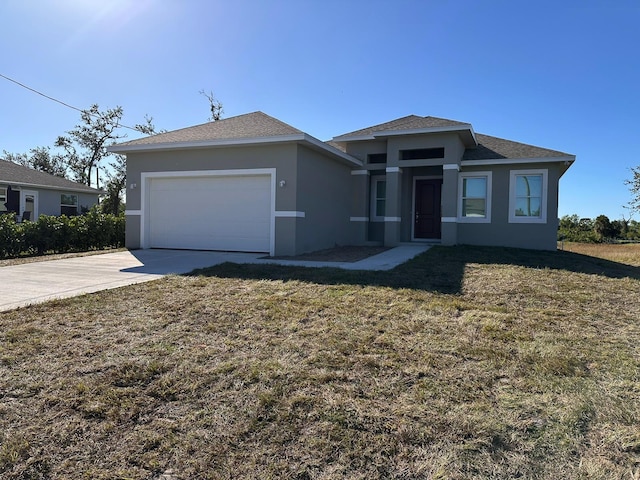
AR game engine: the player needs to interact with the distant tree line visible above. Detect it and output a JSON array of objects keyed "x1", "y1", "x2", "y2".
[{"x1": 558, "y1": 214, "x2": 640, "y2": 243}]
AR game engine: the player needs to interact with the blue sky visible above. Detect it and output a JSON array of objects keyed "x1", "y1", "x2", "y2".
[{"x1": 1, "y1": 0, "x2": 638, "y2": 220}]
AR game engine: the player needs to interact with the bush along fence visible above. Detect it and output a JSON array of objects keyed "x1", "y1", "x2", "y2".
[{"x1": 0, "y1": 207, "x2": 125, "y2": 259}]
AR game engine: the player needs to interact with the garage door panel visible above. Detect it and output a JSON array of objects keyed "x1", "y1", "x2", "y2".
[{"x1": 147, "y1": 174, "x2": 271, "y2": 252}]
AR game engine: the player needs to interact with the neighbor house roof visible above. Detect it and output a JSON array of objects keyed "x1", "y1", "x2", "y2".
[
  {"x1": 0, "y1": 160, "x2": 101, "y2": 194},
  {"x1": 463, "y1": 133, "x2": 574, "y2": 161},
  {"x1": 109, "y1": 111, "x2": 362, "y2": 167}
]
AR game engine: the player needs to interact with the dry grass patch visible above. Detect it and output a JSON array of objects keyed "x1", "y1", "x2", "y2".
[
  {"x1": 1, "y1": 245, "x2": 639, "y2": 479},
  {"x1": 560, "y1": 241, "x2": 640, "y2": 266}
]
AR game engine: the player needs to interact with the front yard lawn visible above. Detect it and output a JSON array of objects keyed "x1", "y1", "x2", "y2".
[{"x1": 1, "y1": 245, "x2": 639, "y2": 479}]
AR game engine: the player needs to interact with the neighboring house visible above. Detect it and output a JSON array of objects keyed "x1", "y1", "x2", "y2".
[
  {"x1": 0, "y1": 159, "x2": 101, "y2": 220},
  {"x1": 109, "y1": 112, "x2": 574, "y2": 256}
]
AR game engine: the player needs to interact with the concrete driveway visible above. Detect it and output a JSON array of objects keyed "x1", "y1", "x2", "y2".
[
  {"x1": 0, "y1": 250, "x2": 263, "y2": 312},
  {"x1": 0, "y1": 245, "x2": 430, "y2": 312}
]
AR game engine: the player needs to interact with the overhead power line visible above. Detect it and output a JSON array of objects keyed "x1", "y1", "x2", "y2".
[{"x1": 0, "y1": 72, "x2": 141, "y2": 132}]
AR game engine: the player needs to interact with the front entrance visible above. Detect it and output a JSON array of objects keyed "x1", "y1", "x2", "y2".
[
  {"x1": 413, "y1": 178, "x2": 442, "y2": 239},
  {"x1": 20, "y1": 190, "x2": 38, "y2": 222}
]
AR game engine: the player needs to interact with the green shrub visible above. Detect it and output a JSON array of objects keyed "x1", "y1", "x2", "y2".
[{"x1": 0, "y1": 208, "x2": 125, "y2": 259}]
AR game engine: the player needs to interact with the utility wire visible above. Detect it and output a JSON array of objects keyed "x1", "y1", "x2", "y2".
[{"x1": 0, "y1": 72, "x2": 143, "y2": 132}]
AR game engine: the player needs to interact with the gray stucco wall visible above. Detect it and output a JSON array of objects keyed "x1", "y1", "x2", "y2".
[
  {"x1": 295, "y1": 145, "x2": 352, "y2": 254},
  {"x1": 124, "y1": 143, "x2": 299, "y2": 251},
  {"x1": 457, "y1": 163, "x2": 562, "y2": 250}
]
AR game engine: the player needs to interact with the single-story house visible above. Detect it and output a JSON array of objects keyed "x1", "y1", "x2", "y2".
[
  {"x1": 109, "y1": 112, "x2": 575, "y2": 256},
  {"x1": 0, "y1": 159, "x2": 101, "y2": 220}
]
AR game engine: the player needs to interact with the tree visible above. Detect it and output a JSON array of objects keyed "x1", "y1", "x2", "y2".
[
  {"x1": 55, "y1": 104, "x2": 126, "y2": 188},
  {"x1": 200, "y1": 89, "x2": 224, "y2": 121},
  {"x1": 100, "y1": 155, "x2": 127, "y2": 215},
  {"x1": 594, "y1": 215, "x2": 614, "y2": 241},
  {"x1": 4, "y1": 147, "x2": 68, "y2": 178},
  {"x1": 625, "y1": 166, "x2": 640, "y2": 214},
  {"x1": 100, "y1": 114, "x2": 161, "y2": 214}
]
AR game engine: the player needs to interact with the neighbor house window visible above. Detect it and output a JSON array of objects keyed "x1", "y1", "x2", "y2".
[
  {"x1": 400, "y1": 148, "x2": 445, "y2": 160},
  {"x1": 458, "y1": 172, "x2": 492, "y2": 222},
  {"x1": 0, "y1": 187, "x2": 6, "y2": 212},
  {"x1": 509, "y1": 169, "x2": 547, "y2": 223},
  {"x1": 370, "y1": 176, "x2": 386, "y2": 221},
  {"x1": 61, "y1": 194, "x2": 78, "y2": 216}
]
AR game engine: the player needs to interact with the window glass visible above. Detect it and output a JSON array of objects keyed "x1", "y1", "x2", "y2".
[
  {"x1": 0, "y1": 187, "x2": 6, "y2": 212},
  {"x1": 462, "y1": 177, "x2": 486, "y2": 198},
  {"x1": 370, "y1": 176, "x2": 386, "y2": 220},
  {"x1": 400, "y1": 148, "x2": 445, "y2": 160},
  {"x1": 462, "y1": 177, "x2": 487, "y2": 217},
  {"x1": 375, "y1": 180, "x2": 386, "y2": 217},
  {"x1": 514, "y1": 175, "x2": 542, "y2": 217},
  {"x1": 368, "y1": 153, "x2": 387, "y2": 164},
  {"x1": 61, "y1": 194, "x2": 78, "y2": 216},
  {"x1": 509, "y1": 170, "x2": 547, "y2": 223},
  {"x1": 458, "y1": 172, "x2": 491, "y2": 222}
]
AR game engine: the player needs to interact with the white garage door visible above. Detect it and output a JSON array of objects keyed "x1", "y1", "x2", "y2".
[{"x1": 147, "y1": 174, "x2": 271, "y2": 252}]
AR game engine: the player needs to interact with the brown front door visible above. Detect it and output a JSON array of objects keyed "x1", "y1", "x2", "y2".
[{"x1": 414, "y1": 179, "x2": 442, "y2": 239}]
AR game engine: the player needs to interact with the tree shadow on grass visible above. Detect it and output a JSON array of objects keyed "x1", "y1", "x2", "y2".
[{"x1": 189, "y1": 245, "x2": 640, "y2": 294}]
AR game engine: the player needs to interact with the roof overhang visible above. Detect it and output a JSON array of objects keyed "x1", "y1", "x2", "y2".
[
  {"x1": 108, "y1": 134, "x2": 363, "y2": 167},
  {"x1": 0, "y1": 180, "x2": 103, "y2": 194},
  {"x1": 462, "y1": 155, "x2": 576, "y2": 176},
  {"x1": 332, "y1": 125, "x2": 477, "y2": 148}
]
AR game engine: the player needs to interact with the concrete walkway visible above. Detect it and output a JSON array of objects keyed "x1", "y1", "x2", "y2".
[{"x1": 0, "y1": 245, "x2": 430, "y2": 312}]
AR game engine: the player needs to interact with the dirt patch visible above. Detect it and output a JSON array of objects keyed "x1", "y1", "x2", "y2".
[{"x1": 267, "y1": 245, "x2": 389, "y2": 262}]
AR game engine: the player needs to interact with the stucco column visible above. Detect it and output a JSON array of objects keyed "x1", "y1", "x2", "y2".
[
  {"x1": 384, "y1": 167, "x2": 402, "y2": 247},
  {"x1": 349, "y1": 170, "x2": 370, "y2": 244},
  {"x1": 441, "y1": 164, "x2": 459, "y2": 245}
]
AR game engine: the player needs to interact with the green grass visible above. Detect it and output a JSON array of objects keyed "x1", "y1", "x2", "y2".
[{"x1": 1, "y1": 245, "x2": 639, "y2": 479}]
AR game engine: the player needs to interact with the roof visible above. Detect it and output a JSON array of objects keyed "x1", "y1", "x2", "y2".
[
  {"x1": 333, "y1": 115, "x2": 471, "y2": 139},
  {"x1": 109, "y1": 111, "x2": 362, "y2": 167},
  {"x1": 331, "y1": 115, "x2": 476, "y2": 147},
  {"x1": 464, "y1": 133, "x2": 573, "y2": 160},
  {"x1": 114, "y1": 111, "x2": 304, "y2": 148},
  {"x1": 0, "y1": 160, "x2": 101, "y2": 194}
]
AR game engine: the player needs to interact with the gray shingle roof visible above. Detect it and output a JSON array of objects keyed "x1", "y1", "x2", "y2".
[
  {"x1": 116, "y1": 111, "x2": 304, "y2": 147},
  {"x1": 0, "y1": 160, "x2": 100, "y2": 193},
  {"x1": 334, "y1": 115, "x2": 470, "y2": 139},
  {"x1": 464, "y1": 133, "x2": 572, "y2": 160}
]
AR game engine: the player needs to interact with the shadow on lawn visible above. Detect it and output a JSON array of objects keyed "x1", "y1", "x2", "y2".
[{"x1": 190, "y1": 245, "x2": 640, "y2": 294}]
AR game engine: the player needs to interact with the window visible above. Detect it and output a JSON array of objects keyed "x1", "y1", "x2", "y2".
[
  {"x1": 458, "y1": 172, "x2": 492, "y2": 222},
  {"x1": 400, "y1": 147, "x2": 445, "y2": 160},
  {"x1": 370, "y1": 176, "x2": 386, "y2": 221},
  {"x1": 509, "y1": 170, "x2": 547, "y2": 223},
  {"x1": 0, "y1": 187, "x2": 6, "y2": 212},
  {"x1": 61, "y1": 194, "x2": 78, "y2": 216},
  {"x1": 368, "y1": 153, "x2": 387, "y2": 164}
]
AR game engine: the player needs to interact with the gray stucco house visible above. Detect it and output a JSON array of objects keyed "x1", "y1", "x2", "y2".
[
  {"x1": 0, "y1": 159, "x2": 101, "y2": 220},
  {"x1": 109, "y1": 112, "x2": 575, "y2": 256}
]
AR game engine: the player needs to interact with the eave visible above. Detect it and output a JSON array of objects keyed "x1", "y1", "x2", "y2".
[
  {"x1": 0, "y1": 180, "x2": 103, "y2": 194},
  {"x1": 332, "y1": 125, "x2": 477, "y2": 148},
  {"x1": 108, "y1": 134, "x2": 363, "y2": 167},
  {"x1": 462, "y1": 155, "x2": 576, "y2": 176}
]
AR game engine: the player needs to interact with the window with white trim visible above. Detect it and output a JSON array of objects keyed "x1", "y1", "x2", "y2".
[
  {"x1": 458, "y1": 172, "x2": 492, "y2": 222},
  {"x1": 0, "y1": 187, "x2": 6, "y2": 212},
  {"x1": 370, "y1": 176, "x2": 386, "y2": 221},
  {"x1": 61, "y1": 194, "x2": 78, "y2": 216},
  {"x1": 509, "y1": 169, "x2": 547, "y2": 223}
]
